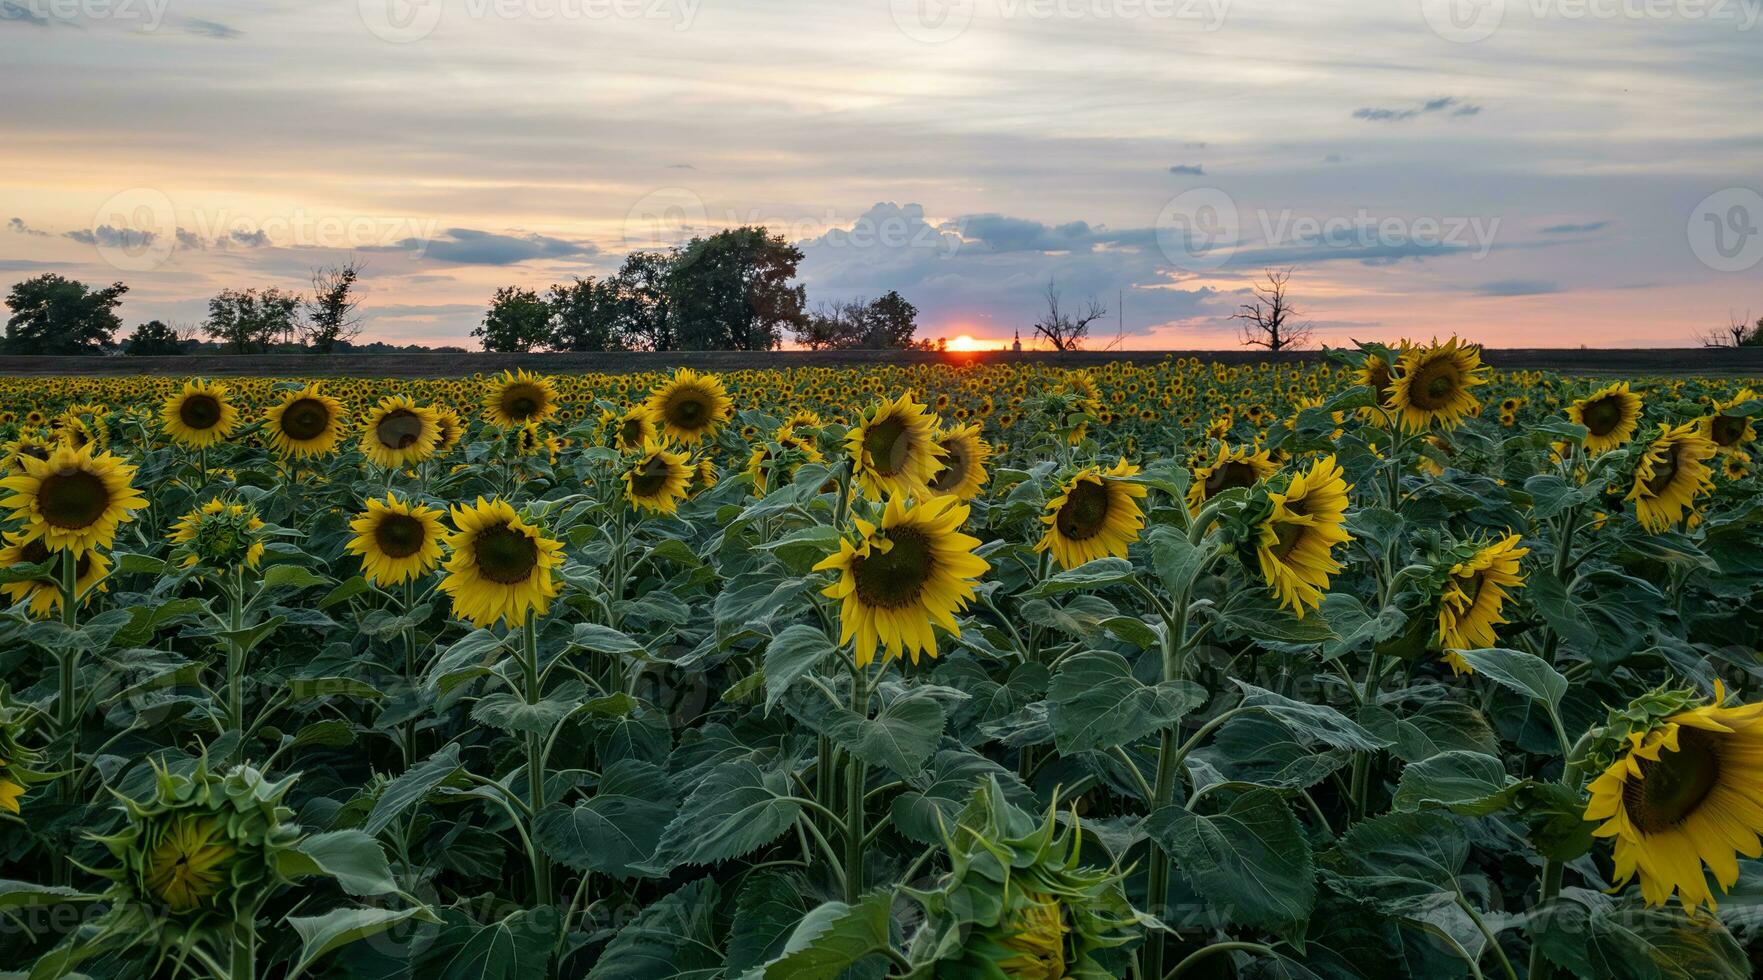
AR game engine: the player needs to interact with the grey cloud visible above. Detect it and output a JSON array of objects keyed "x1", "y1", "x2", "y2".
[
  {"x1": 183, "y1": 18, "x2": 241, "y2": 39},
  {"x1": 1355, "y1": 97, "x2": 1482, "y2": 123},
  {"x1": 1474, "y1": 279, "x2": 1559, "y2": 296},
  {"x1": 368, "y1": 227, "x2": 597, "y2": 265},
  {"x1": 227, "y1": 229, "x2": 270, "y2": 248},
  {"x1": 176, "y1": 228, "x2": 207, "y2": 249},
  {"x1": 1541, "y1": 221, "x2": 1609, "y2": 234},
  {"x1": 1169, "y1": 164, "x2": 1206, "y2": 176},
  {"x1": 64, "y1": 225, "x2": 156, "y2": 248},
  {"x1": 7, "y1": 218, "x2": 47, "y2": 237}
]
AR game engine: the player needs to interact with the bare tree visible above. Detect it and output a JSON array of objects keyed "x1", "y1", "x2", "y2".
[
  {"x1": 1033, "y1": 279, "x2": 1108, "y2": 352},
  {"x1": 303, "y1": 260, "x2": 366, "y2": 353},
  {"x1": 1231, "y1": 267, "x2": 1313, "y2": 352},
  {"x1": 1699, "y1": 310, "x2": 1759, "y2": 347}
]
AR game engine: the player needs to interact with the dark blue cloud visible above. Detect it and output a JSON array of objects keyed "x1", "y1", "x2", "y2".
[
  {"x1": 64, "y1": 225, "x2": 155, "y2": 249},
  {"x1": 1541, "y1": 221, "x2": 1609, "y2": 234},
  {"x1": 369, "y1": 227, "x2": 597, "y2": 266},
  {"x1": 1169, "y1": 164, "x2": 1206, "y2": 176},
  {"x1": 1355, "y1": 97, "x2": 1482, "y2": 122},
  {"x1": 184, "y1": 18, "x2": 241, "y2": 39},
  {"x1": 7, "y1": 217, "x2": 46, "y2": 237},
  {"x1": 1474, "y1": 279, "x2": 1560, "y2": 296}
]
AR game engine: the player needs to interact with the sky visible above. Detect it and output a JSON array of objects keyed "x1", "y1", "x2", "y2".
[{"x1": 2, "y1": 0, "x2": 1761, "y2": 350}]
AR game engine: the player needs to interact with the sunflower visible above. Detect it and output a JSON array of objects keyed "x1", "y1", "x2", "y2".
[
  {"x1": 1585, "y1": 682, "x2": 1763, "y2": 911},
  {"x1": 1256, "y1": 455, "x2": 1352, "y2": 619},
  {"x1": 927, "y1": 423, "x2": 991, "y2": 501},
  {"x1": 168, "y1": 499, "x2": 266, "y2": 571},
  {"x1": 645, "y1": 368, "x2": 732, "y2": 445},
  {"x1": 813, "y1": 495, "x2": 989, "y2": 667},
  {"x1": 0, "y1": 528, "x2": 109, "y2": 618},
  {"x1": 1568, "y1": 381, "x2": 1643, "y2": 454},
  {"x1": 602, "y1": 406, "x2": 657, "y2": 453},
  {"x1": 1626, "y1": 422, "x2": 1717, "y2": 533},
  {"x1": 1, "y1": 434, "x2": 54, "y2": 477},
  {"x1": 1700, "y1": 388, "x2": 1756, "y2": 459},
  {"x1": 159, "y1": 379, "x2": 239, "y2": 450},
  {"x1": 1437, "y1": 533, "x2": 1529, "y2": 675},
  {"x1": 746, "y1": 435, "x2": 824, "y2": 499},
  {"x1": 484, "y1": 369, "x2": 559, "y2": 428},
  {"x1": 346, "y1": 494, "x2": 446, "y2": 586},
  {"x1": 624, "y1": 440, "x2": 692, "y2": 515},
  {"x1": 1387, "y1": 338, "x2": 1488, "y2": 433},
  {"x1": 1356, "y1": 352, "x2": 1395, "y2": 413},
  {"x1": 439, "y1": 498, "x2": 563, "y2": 628},
  {"x1": 434, "y1": 407, "x2": 466, "y2": 455},
  {"x1": 359, "y1": 396, "x2": 441, "y2": 469},
  {"x1": 144, "y1": 813, "x2": 237, "y2": 913},
  {"x1": 0, "y1": 443, "x2": 145, "y2": 557},
  {"x1": 688, "y1": 455, "x2": 719, "y2": 497},
  {"x1": 1185, "y1": 442, "x2": 1279, "y2": 513},
  {"x1": 847, "y1": 392, "x2": 946, "y2": 500},
  {"x1": 1036, "y1": 459, "x2": 1148, "y2": 571},
  {"x1": 996, "y1": 892, "x2": 1069, "y2": 978},
  {"x1": 265, "y1": 384, "x2": 347, "y2": 459}
]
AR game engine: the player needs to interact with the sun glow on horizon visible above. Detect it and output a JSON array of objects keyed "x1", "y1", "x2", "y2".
[{"x1": 946, "y1": 334, "x2": 1007, "y2": 352}]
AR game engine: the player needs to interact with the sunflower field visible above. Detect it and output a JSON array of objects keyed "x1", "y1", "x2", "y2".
[{"x1": 0, "y1": 342, "x2": 1761, "y2": 979}]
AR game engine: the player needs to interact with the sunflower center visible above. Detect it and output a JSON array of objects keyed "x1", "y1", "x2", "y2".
[
  {"x1": 145, "y1": 815, "x2": 234, "y2": 913},
  {"x1": 1645, "y1": 443, "x2": 1683, "y2": 495},
  {"x1": 665, "y1": 391, "x2": 709, "y2": 430},
  {"x1": 1711, "y1": 415, "x2": 1746, "y2": 447},
  {"x1": 862, "y1": 416, "x2": 910, "y2": 476},
  {"x1": 1624, "y1": 727, "x2": 1721, "y2": 834},
  {"x1": 18, "y1": 444, "x2": 49, "y2": 463},
  {"x1": 178, "y1": 394, "x2": 223, "y2": 431},
  {"x1": 501, "y1": 385, "x2": 545, "y2": 421},
  {"x1": 851, "y1": 527, "x2": 935, "y2": 609},
  {"x1": 629, "y1": 456, "x2": 672, "y2": 498},
  {"x1": 619, "y1": 419, "x2": 644, "y2": 447},
  {"x1": 17, "y1": 538, "x2": 90, "y2": 579},
  {"x1": 373, "y1": 514, "x2": 428, "y2": 559},
  {"x1": 1409, "y1": 363, "x2": 1460, "y2": 410},
  {"x1": 1205, "y1": 460, "x2": 1261, "y2": 495},
  {"x1": 280, "y1": 398, "x2": 332, "y2": 441},
  {"x1": 38, "y1": 469, "x2": 111, "y2": 530},
  {"x1": 374, "y1": 409, "x2": 425, "y2": 450},
  {"x1": 472, "y1": 523, "x2": 539, "y2": 584},
  {"x1": 1581, "y1": 398, "x2": 1622, "y2": 436},
  {"x1": 929, "y1": 447, "x2": 968, "y2": 493},
  {"x1": 1269, "y1": 520, "x2": 1308, "y2": 561},
  {"x1": 1055, "y1": 480, "x2": 1112, "y2": 541}
]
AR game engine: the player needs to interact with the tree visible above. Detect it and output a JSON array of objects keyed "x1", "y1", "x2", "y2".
[
  {"x1": 1230, "y1": 267, "x2": 1313, "y2": 352},
  {"x1": 473, "y1": 286, "x2": 553, "y2": 352},
  {"x1": 124, "y1": 320, "x2": 186, "y2": 356},
  {"x1": 1032, "y1": 279, "x2": 1108, "y2": 352},
  {"x1": 609, "y1": 251, "x2": 676, "y2": 352},
  {"x1": 666, "y1": 227, "x2": 806, "y2": 351},
  {"x1": 2, "y1": 274, "x2": 128, "y2": 355},
  {"x1": 794, "y1": 291, "x2": 925, "y2": 350},
  {"x1": 1699, "y1": 311, "x2": 1762, "y2": 347},
  {"x1": 204, "y1": 288, "x2": 302, "y2": 354},
  {"x1": 303, "y1": 261, "x2": 364, "y2": 353},
  {"x1": 549, "y1": 277, "x2": 629, "y2": 352}
]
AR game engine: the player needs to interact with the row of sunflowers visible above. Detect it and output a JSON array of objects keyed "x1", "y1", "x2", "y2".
[{"x1": 0, "y1": 340, "x2": 1758, "y2": 978}]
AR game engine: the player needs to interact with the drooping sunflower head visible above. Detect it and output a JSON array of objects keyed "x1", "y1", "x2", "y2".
[
  {"x1": 168, "y1": 498, "x2": 267, "y2": 572},
  {"x1": 160, "y1": 379, "x2": 239, "y2": 450},
  {"x1": 1, "y1": 434, "x2": 55, "y2": 477},
  {"x1": 926, "y1": 423, "x2": 992, "y2": 501},
  {"x1": 359, "y1": 395, "x2": 441, "y2": 469},
  {"x1": 906, "y1": 779, "x2": 1138, "y2": 979},
  {"x1": 0, "y1": 442, "x2": 146, "y2": 557},
  {"x1": 1436, "y1": 532, "x2": 1529, "y2": 674},
  {"x1": 1255, "y1": 454, "x2": 1353, "y2": 619},
  {"x1": 484, "y1": 369, "x2": 559, "y2": 428},
  {"x1": 438, "y1": 497, "x2": 564, "y2": 628},
  {"x1": 1185, "y1": 442, "x2": 1279, "y2": 514},
  {"x1": 602, "y1": 405, "x2": 658, "y2": 453},
  {"x1": 1626, "y1": 421, "x2": 1717, "y2": 533},
  {"x1": 1567, "y1": 381, "x2": 1644, "y2": 454},
  {"x1": 1387, "y1": 338, "x2": 1489, "y2": 433},
  {"x1": 0, "y1": 527, "x2": 109, "y2": 619},
  {"x1": 624, "y1": 439, "x2": 693, "y2": 516},
  {"x1": 346, "y1": 494, "x2": 446, "y2": 586},
  {"x1": 644, "y1": 368, "x2": 732, "y2": 445},
  {"x1": 1584, "y1": 681, "x2": 1763, "y2": 911},
  {"x1": 688, "y1": 455, "x2": 720, "y2": 497},
  {"x1": 813, "y1": 495, "x2": 989, "y2": 667},
  {"x1": 1701, "y1": 388, "x2": 1757, "y2": 457},
  {"x1": 1035, "y1": 459, "x2": 1148, "y2": 571},
  {"x1": 847, "y1": 392, "x2": 946, "y2": 501},
  {"x1": 433, "y1": 407, "x2": 466, "y2": 454},
  {"x1": 265, "y1": 384, "x2": 347, "y2": 459}
]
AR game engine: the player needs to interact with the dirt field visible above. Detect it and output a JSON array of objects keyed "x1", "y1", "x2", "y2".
[{"x1": 5, "y1": 347, "x2": 1761, "y2": 378}]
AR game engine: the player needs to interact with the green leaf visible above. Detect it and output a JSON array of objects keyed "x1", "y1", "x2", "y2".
[
  {"x1": 534, "y1": 760, "x2": 673, "y2": 879},
  {"x1": 472, "y1": 685, "x2": 585, "y2": 736},
  {"x1": 1048, "y1": 651, "x2": 1205, "y2": 754},
  {"x1": 891, "y1": 750, "x2": 1033, "y2": 846},
  {"x1": 285, "y1": 830, "x2": 398, "y2": 897},
  {"x1": 586, "y1": 879, "x2": 723, "y2": 980},
  {"x1": 262, "y1": 564, "x2": 332, "y2": 590},
  {"x1": 653, "y1": 760, "x2": 801, "y2": 870},
  {"x1": 728, "y1": 872, "x2": 812, "y2": 974},
  {"x1": 287, "y1": 907, "x2": 436, "y2": 980},
  {"x1": 419, "y1": 907, "x2": 557, "y2": 980},
  {"x1": 572, "y1": 622, "x2": 646, "y2": 656},
  {"x1": 293, "y1": 719, "x2": 355, "y2": 749},
  {"x1": 1450, "y1": 648, "x2": 1567, "y2": 710},
  {"x1": 1149, "y1": 527, "x2": 1209, "y2": 598},
  {"x1": 824, "y1": 694, "x2": 945, "y2": 778},
  {"x1": 1531, "y1": 888, "x2": 1750, "y2": 980},
  {"x1": 364, "y1": 743, "x2": 461, "y2": 836},
  {"x1": 764, "y1": 623, "x2": 838, "y2": 715},
  {"x1": 288, "y1": 676, "x2": 384, "y2": 702},
  {"x1": 1026, "y1": 557, "x2": 1137, "y2": 597},
  {"x1": 1393, "y1": 751, "x2": 1523, "y2": 816},
  {"x1": 760, "y1": 891, "x2": 893, "y2": 979},
  {"x1": 1146, "y1": 788, "x2": 1315, "y2": 939},
  {"x1": 1235, "y1": 682, "x2": 1390, "y2": 752},
  {"x1": 0, "y1": 880, "x2": 94, "y2": 909}
]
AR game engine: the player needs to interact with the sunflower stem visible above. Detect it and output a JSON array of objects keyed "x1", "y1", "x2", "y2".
[
  {"x1": 1162, "y1": 941, "x2": 1278, "y2": 980},
  {"x1": 399, "y1": 579, "x2": 419, "y2": 766},
  {"x1": 226, "y1": 565, "x2": 247, "y2": 760},
  {"x1": 521, "y1": 613, "x2": 554, "y2": 907},
  {"x1": 53, "y1": 547, "x2": 79, "y2": 887},
  {"x1": 844, "y1": 661, "x2": 870, "y2": 903},
  {"x1": 230, "y1": 922, "x2": 257, "y2": 980}
]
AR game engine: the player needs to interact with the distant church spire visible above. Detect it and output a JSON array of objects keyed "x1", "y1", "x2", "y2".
[{"x1": 1012, "y1": 330, "x2": 1022, "y2": 353}]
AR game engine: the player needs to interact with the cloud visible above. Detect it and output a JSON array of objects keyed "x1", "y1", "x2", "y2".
[
  {"x1": 0, "y1": 2, "x2": 48, "y2": 26},
  {"x1": 1169, "y1": 164, "x2": 1206, "y2": 176},
  {"x1": 183, "y1": 18, "x2": 241, "y2": 39},
  {"x1": 1354, "y1": 97, "x2": 1482, "y2": 122},
  {"x1": 7, "y1": 218, "x2": 47, "y2": 237},
  {"x1": 0, "y1": 260, "x2": 67, "y2": 272},
  {"x1": 176, "y1": 228, "x2": 207, "y2": 249},
  {"x1": 1541, "y1": 221, "x2": 1609, "y2": 234},
  {"x1": 1474, "y1": 279, "x2": 1560, "y2": 296},
  {"x1": 64, "y1": 225, "x2": 157, "y2": 249},
  {"x1": 367, "y1": 227, "x2": 597, "y2": 266},
  {"x1": 225, "y1": 228, "x2": 270, "y2": 248}
]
